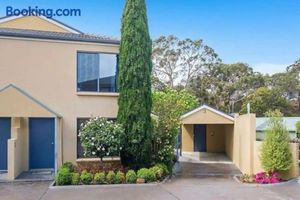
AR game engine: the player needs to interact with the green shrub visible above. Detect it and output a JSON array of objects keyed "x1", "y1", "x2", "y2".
[
  {"x1": 261, "y1": 110, "x2": 292, "y2": 172},
  {"x1": 79, "y1": 117, "x2": 124, "y2": 159},
  {"x1": 71, "y1": 173, "x2": 80, "y2": 185},
  {"x1": 114, "y1": 171, "x2": 125, "y2": 184},
  {"x1": 296, "y1": 121, "x2": 300, "y2": 138},
  {"x1": 94, "y1": 172, "x2": 106, "y2": 184},
  {"x1": 55, "y1": 167, "x2": 72, "y2": 186},
  {"x1": 137, "y1": 168, "x2": 156, "y2": 183},
  {"x1": 155, "y1": 163, "x2": 169, "y2": 176},
  {"x1": 80, "y1": 170, "x2": 93, "y2": 185},
  {"x1": 125, "y1": 170, "x2": 137, "y2": 183},
  {"x1": 61, "y1": 162, "x2": 75, "y2": 172},
  {"x1": 106, "y1": 171, "x2": 116, "y2": 184},
  {"x1": 150, "y1": 166, "x2": 163, "y2": 179}
]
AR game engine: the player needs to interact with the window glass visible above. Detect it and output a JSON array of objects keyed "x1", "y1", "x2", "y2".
[{"x1": 77, "y1": 52, "x2": 118, "y2": 92}]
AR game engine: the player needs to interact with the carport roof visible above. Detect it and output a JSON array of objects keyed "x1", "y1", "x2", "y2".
[
  {"x1": 181, "y1": 105, "x2": 234, "y2": 121},
  {"x1": 0, "y1": 84, "x2": 61, "y2": 117}
]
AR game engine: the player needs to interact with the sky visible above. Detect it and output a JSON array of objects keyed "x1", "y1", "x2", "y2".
[{"x1": 0, "y1": 0, "x2": 299, "y2": 74}]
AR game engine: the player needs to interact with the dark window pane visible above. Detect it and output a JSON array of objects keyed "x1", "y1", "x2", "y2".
[
  {"x1": 77, "y1": 53, "x2": 99, "y2": 92},
  {"x1": 99, "y1": 54, "x2": 117, "y2": 92}
]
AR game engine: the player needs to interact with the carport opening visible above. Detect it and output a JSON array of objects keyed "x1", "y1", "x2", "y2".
[{"x1": 181, "y1": 123, "x2": 234, "y2": 164}]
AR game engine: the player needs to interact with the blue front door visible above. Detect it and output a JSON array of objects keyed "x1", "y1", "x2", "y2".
[
  {"x1": 0, "y1": 118, "x2": 11, "y2": 170},
  {"x1": 194, "y1": 124, "x2": 206, "y2": 152},
  {"x1": 29, "y1": 118, "x2": 55, "y2": 169}
]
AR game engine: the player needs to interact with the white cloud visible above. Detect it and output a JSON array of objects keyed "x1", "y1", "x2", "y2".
[{"x1": 252, "y1": 63, "x2": 291, "y2": 75}]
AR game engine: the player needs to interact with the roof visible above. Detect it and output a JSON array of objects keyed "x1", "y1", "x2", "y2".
[
  {"x1": 0, "y1": 27, "x2": 120, "y2": 45},
  {"x1": 0, "y1": 15, "x2": 82, "y2": 34},
  {"x1": 0, "y1": 84, "x2": 61, "y2": 117},
  {"x1": 256, "y1": 117, "x2": 300, "y2": 132},
  {"x1": 180, "y1": 104, "x2": 235, "y2": 121}
]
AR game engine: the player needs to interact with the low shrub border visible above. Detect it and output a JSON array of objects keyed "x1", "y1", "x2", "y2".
[
  {"x1": 53, "y1": 161, "x2": 170, "y2": 187},
  {"x1": 233, "y1": 175, "x2": 296, "y2": 187}
]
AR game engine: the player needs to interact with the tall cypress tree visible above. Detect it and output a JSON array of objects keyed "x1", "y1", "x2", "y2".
[{"x1": 118, "y1": 0, "x2": 152, "y2": 169}]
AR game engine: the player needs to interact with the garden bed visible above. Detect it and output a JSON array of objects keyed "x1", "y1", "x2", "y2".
[
  {"x1": 53, "y1": 161, "x2": 170, "y2": 187},
  {"x1": 233, "y1": 175, "x2": 295, "y2": 187}
]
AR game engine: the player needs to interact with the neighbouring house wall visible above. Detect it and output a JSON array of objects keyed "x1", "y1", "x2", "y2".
[
  {"x1": 206, "y1": 124, "x2": 225, "y2": 153},
  {"x1": 253, "y1": 141, "x2": 299, "y2": 179},
  {"x1": 181, "y1": 108, "x2": 234, "y2": 125},
  {"x1": 225, "y1": 124, "x2": 234, "y2": 160},
  {"x1": 0, "y1": 16, "x2": 72, "y2": 33},
  {"x1": 7, "y1": 117, "x2": 28, "y2": 180},
  {"x1": 233, "y1": 114, "x2": 256, "y2": 174},
  {"x1": 182, "y1": 124, "x2": 193, "y2": 152},
  {"x1": 0, "y1": 37, "x2": 119, "y2": 165}
]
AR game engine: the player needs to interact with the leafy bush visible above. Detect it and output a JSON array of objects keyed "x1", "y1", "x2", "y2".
[
  {"x1": 125, "y1": 170, "x2": 137, "y2": 183},
  {"x1": 255, "y1": 172, "x2": 280, "y2": 184},
  {"x1": 71, "y1": 173, "x2": 80, "y2": 185},
  {"x1": 94, "y1": 172, "x2": 106, "y2": 184},
  {"x1": 106, "y1": 171, "x2": 116, "y2": 184},
  {"x1": 296, "y1": 121, "x2": 300, "y2": 138},
  {"x1": 55, "y1": 167, "x2": 72, "y2": 186},
  {"x1": 155, "y1": 163, "x2": 169, "y2": 176},
  {"x1": 80, "y1": 170, "x2": 93, "y2": 185},
  {"x1": 61, "y1": 162, "x2": 75, "y2": 172},
  {"x1": 152, "y1": 89, "x2": 199, "y2": 168},
  {"x1": 149, "y1": 166, "x2": 163, "y2": 179},
  {"x1": 137, "y1": 168, "x2": 156, "y2": 183},
  {"x1": 114, "y1": 171, "x2": 125, "y2": 184},
  {"x1": 260, "y1": 110, "x2": 292, "y2": 172},
  {"x1": 79, "y1": 117, "x2": 124, "y2": 159}
]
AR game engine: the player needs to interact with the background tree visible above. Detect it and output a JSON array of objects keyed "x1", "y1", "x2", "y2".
[
  {"x1": 240, "y1": 87, "x2": 288, "y2": 116},
  {"x1": 188, "y1": 63, "x2": 265, "y2": 112},
  {"x1": 152, "y1": 35, "x2": 220, "y2": 89},
  {"x1": 152, "y1": 89, "x2": 199, "y2": 168},
  {"x1": 260, "y1": 110, "x2": 292, "y2": 173},
  {"x1": 118, "y1": 0, "x2": 152, "y2": 169}
]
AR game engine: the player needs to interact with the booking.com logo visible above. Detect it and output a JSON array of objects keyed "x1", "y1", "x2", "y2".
[{"x1": 6, "y1": 6, "x2": 81, "y2": 18}]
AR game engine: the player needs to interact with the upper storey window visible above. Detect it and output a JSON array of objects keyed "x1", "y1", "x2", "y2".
[{"x1": 77, "y1": 52, "x2": 118, "y2": 92}]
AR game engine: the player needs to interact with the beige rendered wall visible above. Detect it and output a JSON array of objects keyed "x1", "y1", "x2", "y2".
[
  {"x1": 182, "y1": 124, "x2": 193, "y2": 152},
  {"x1": 7, "y1": 117, "x2": 28, "y2": 180},
  {"x1": 233, "y1": 114, "x2": 256, "y2": 174},
  {"x1": 253, "y1": 141, "x2": 299, "y2": 179},
  {"x1": 206, "y1": 124, "x2": 225, "y2": 153},
  {"x1": 224, "y1": 124, "x2": 234, "y2": 160},
  {"x1": 0, "y1": 37, "x2": 119, "y2": 164},
  {"x1": 0, "y1": 16, "x2": 72, "y2": 33}
]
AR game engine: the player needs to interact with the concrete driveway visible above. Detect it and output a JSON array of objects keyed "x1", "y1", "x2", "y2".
[{"x1": 1, "y1": 177, "x2": 300, "y2": 200}]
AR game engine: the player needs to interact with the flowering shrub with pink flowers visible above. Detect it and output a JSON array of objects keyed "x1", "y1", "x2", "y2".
[
  {"x1": 255, "y1": 171, "x2": 280, "y2": 184},
  {"x1": 79, "y1": 117, "x2": 124, "y2": 160}
]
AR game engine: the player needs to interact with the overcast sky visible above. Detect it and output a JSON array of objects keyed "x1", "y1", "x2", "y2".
[{"x1": 1, "y1": 0, "x2": 299, "y2": 74}]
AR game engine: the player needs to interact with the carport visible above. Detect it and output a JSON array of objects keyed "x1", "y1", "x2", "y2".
[
  {"x1": 0, "y1": 84, "x2": 62, "y2": 180},
  {"x1": 180, "y1": 105, "x2": 235, "y2": 162}
]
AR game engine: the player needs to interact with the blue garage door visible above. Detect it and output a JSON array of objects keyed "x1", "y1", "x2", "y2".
[
  {"x1": 0, "y1": 118, "x2": 11, "y2": 170},
  {"x1": 29, "y1": 118, "x2": 55, "y2": 169}
]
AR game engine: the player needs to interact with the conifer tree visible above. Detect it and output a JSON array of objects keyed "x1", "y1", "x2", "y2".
[
  {"x1": 260, "y1": 110, "x2": 292, "y2": 172},
  {"x1": 117, "y1": 0, "x2": 152, "y2": 168}
]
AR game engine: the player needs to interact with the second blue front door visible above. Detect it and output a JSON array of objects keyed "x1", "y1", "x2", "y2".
[
  {"x1": 0, "y1": 118, "x2": 11, "y2": 170},
  {"x1": 29, "y1": 118, "x2": 55, "y2": 169},
  {"x1": 194, "y1": 124, "x2": 206, "y2": 152}
]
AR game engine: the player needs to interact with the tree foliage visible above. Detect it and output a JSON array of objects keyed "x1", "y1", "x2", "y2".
[
  {"x1": 152, "y1": 35, "x2": 220, "y2": 89},
  {"x1": 152, "y1": 89, "x2": 199, "y2": 167},
  {"x1": 118, "y1": 0, "x2": 153, "y2": 169},
  {"x1": 260, "y1": 110, "x2": 292, "y2": 173},
  {"x1": 240, "y1": 87, "x2": 288, "y2": 116}
]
